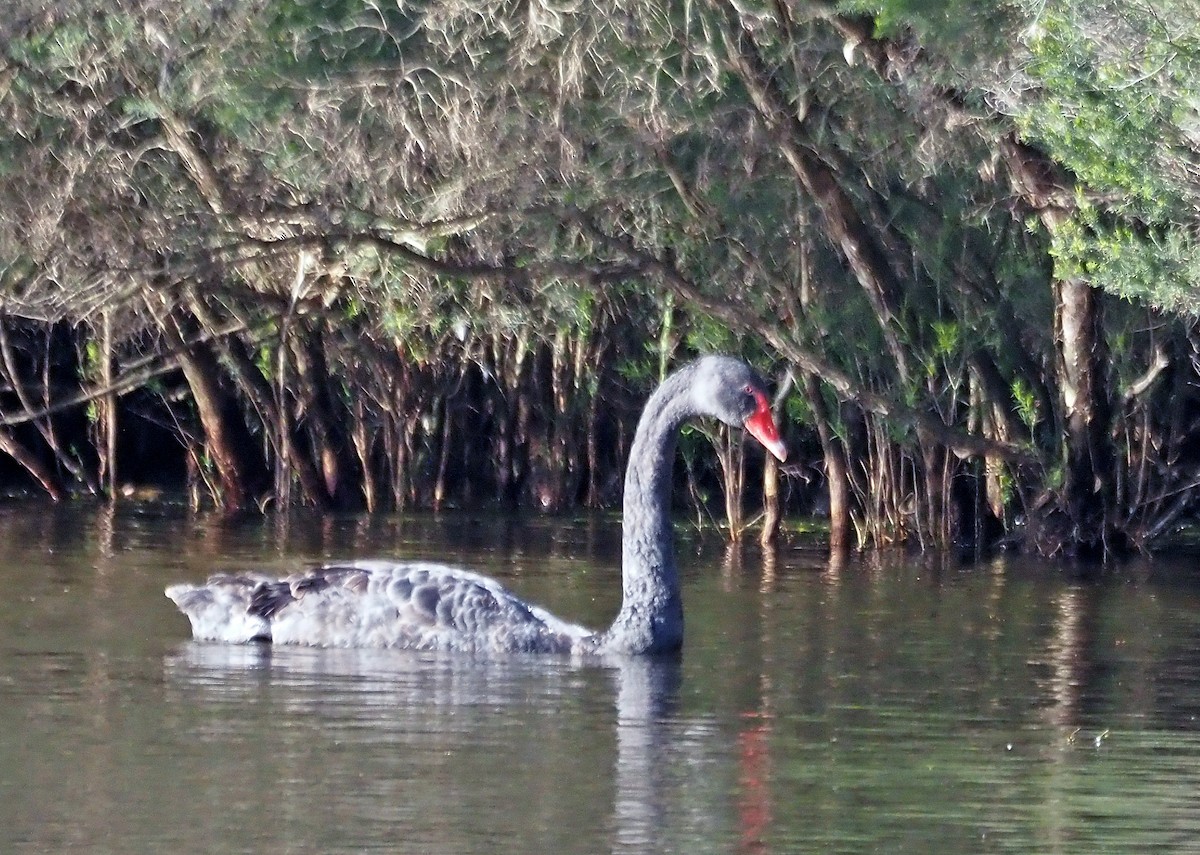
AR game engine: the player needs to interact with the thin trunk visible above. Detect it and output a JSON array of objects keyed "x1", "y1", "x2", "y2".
[
  {"x1": 185, "y1": 445, "x2": 203, "y2": 512},
  {"x1": 759, "y1": 455, "x2": 780, "y2": 548},
  {"x1": 383, "y1": 410, "x2": 402, "y2": 510},
  {"x1": 351, "y1": 397, "x2": 377, "y2": 513},
  {"x1": 273, "y1": 314, "x2": 293, "y2": 510},
  {"x1": 759, "y1": 372, "x2": 790, "y2": 547},
  {"x1": 100, "y1": 310, "x2": 117, "y2": 497},
  {"x1": 919, "y1": 429, "x2": 948, "y2": 548},
  {"x1": 489, "y1": 340, "x2": 514, "y2": 503},
  {"x1": 0, "y1": 319, "x2": 98, "y2": 492},
  {"x1": 968, "y1": 351, "x2": 1026, "y2": 525},
  {"x1": 487, "y1": 336, "x2": 530, "y2": 506},
  {"x1": 402, "y1": 416, "x2": 419, "y2": 508},
  {"x1": 0, "y1": 427, "x2": 64, "y2": 500},
  {"x1": 185, "y1": 294, "x2": 328, "y2": 509},
  {"x1": 719, "y1": 427, "x2": 746, "y2": 541},
  {"x1": 585, "y1": 368, "x2": 602, "y2": 507},
  {"x1": 546, "y1": 331, "x2": 571, "y2": 512},
  {"x1": 1055, "y1": 276, "x2": 1118, "y2": 555},
  {"x1": 385, "y1": 359, "x2": 410, "y2": 510},
  {"x1": 804, "y1": 374, "x2": 852, "y2": 551},
  {"x1": 180, "y1": 348, "x2": 249, "y2": 513},
  {"x1": 292, "y1": 331, "x2": 344, "y2": 506},
  {"x1": 433, "y1": 394, "x2": 453, "y2": 511}
]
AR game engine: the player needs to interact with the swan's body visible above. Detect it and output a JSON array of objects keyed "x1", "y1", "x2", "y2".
[
  {"x1": 166, "y1": 356, "x2": 787, "y2": 655},
  {"x1": 167, "y1": 560, "x2": 593, "y2": 653}
]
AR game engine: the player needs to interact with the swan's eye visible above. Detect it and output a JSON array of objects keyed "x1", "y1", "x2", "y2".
[{"x1": 742, "y1": 385, "x2": 759, "y2": 412}]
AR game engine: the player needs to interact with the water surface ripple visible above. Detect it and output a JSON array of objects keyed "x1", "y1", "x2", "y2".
[{"x1": 1, "y1": 504, "x2": 1199, "y2": 853}]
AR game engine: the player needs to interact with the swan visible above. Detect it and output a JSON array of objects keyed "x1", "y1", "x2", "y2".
[{"x1": 166, "y1": 355, "x2": 787, "y2": 655}]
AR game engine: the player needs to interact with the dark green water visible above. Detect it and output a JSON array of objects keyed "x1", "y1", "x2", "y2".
[{"x1": 1, "y1": 503, "x2": 1199, "y2": 853}]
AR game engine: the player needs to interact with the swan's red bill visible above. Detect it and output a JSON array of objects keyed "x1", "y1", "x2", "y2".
[{"x1": 744, "y1": 391, "x2": 787, "y2": 462}]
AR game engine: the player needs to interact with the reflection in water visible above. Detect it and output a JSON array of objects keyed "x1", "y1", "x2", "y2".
[
  {"x1": 166, "y1": 643, "x2": 688, "y2": 855},
  {"x1": 164, "y1": 640, "x2": 596, "y2": 718},
  {"x1": 160, "y1": 642, "x2": 615, "y2": 853},
  {"x1": 1039, "y1": 585, "x2": 1094, "y2": 729},
  {"x1": 611, "y1": 656, "x2": 681, "y2": 854},
  {"x1": 4, "y1": 506, "x2": 1200, "y2": 853},
  {"x1": 738, "y1": 544, "x2": 780, "y2": 855},
  {"x1": 736, "y1": 712, "x2": 772, "y2": 855},
  {"x1": 1032, "y1": 584, "x2": 1102, "y2": 854}
]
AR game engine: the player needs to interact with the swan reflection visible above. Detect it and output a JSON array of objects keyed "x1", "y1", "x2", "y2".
[{"x1": 164, "y1": 644, "x2": 686, "y2": 853}]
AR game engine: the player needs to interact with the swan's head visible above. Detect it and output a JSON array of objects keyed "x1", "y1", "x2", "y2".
[{"x1": 691, "y1": 356, "x2": 788, "y2": 462}]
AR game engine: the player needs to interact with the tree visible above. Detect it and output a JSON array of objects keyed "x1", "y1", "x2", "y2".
[{"x1": 0, "y1": 0, "x2": 1198, "y2": 559}]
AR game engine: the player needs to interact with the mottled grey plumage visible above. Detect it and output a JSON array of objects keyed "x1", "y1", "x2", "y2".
[
  {"x1": 166, "y1": 355, "x2": 787, "y2": 655},
  {"x1": 167, "y1": 560, "x2": 587, "y2": 652}
]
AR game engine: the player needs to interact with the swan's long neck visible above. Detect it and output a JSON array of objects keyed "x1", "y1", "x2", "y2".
[{"x1": 598, "y1": 367, "x2": 697, "y2": 654}]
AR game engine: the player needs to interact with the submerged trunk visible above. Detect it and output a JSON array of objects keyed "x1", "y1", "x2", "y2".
[{"x1": 759, "y1": 454, "x2": 780, "y2": 547}]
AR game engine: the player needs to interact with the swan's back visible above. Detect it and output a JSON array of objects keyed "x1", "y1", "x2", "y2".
[{"x1": 166, "y1": 560, "x2": 591, "y2": 654}]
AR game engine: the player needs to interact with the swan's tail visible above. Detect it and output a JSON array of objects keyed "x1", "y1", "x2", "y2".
[{"x1": 166, "y1": 576, "x2": 272, "y2": 643}]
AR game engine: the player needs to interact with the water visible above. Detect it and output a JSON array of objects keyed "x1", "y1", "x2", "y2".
[{"x1": 1, "y1": 503, "x2": 1199, "y2": 853}]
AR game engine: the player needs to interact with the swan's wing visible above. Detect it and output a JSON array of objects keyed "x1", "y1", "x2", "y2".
[
  {"x1": 168, "y1": 561, "x2": 591, "y2": 653},
  {"x1": 266, "y1": 561, "x2": 591, "y2": 651}
]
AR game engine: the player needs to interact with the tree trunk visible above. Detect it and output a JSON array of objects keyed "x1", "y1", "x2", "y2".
[
  {"x1": 1054, "y1": 276, "x2": 1118, "y2": 555},
  {"x1": 816, "y1": 11, "x2": 1128, "y2": 557},
  {"x1": 804, "y1": 374, "x2": 853, "y2": 552},
  {"x1": 719, "y1": 428, "x2": 746, "y2": 542},
  {"x1": 292, "y1": 330, "x2": 345, "y2": 506},
  {"x1": 0, "y1": 427, "x2": 64, "y2": 500},
  {"x1": 759, "y1": 455, "x2": 780, "y2": 548},
  {"x1": 166, "y1": 314, "x2": 252, "y2": 514},
  {"x1": 99, "y1": 309, "x2": 117, "y2": 498},
  {"x1": 185, "y1": 294, "x2": 329, "y2": 509},
  {"x1": 584, "y1": 375, "x2": 603, "y2": 507},
  {"x1": 0, "y1": 318, "x2": 98, "y2": 493},
  {"x1": 433, "y1": 393, "x2": 453, "y2": 511},
  {"x1": 1001, "y1": 136, "x2": 1121, "y2": 557},
  {"x1": 351, "y1": 398, "x2": 377, "y2": 512}
]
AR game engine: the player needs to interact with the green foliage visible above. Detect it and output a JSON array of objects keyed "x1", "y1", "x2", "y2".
[
  {"x1": 1020, "y1": 14, "x2": 1182, "y2": 218},
  {"x1": 2, "y1": 0, "x2": 1198, "y2": 547},
  {"x1": 1010, "y1": 378, "x2": 1039, "y2": 431},
  {"x1": 82, "y1": 340, "x2": 101, "y2": 377},
  {"x1": 255, "y1": 344, "x2": 274, "y2": 382},
  {"x1": 931, "y1": 320, "x2": 960, "y2": 359},
  {"x1": 1013, "y1": 3, "x2": 1200, "y2": 311},
  {"x1": 541, "y1": 281, "x2": 601, "y2": 337},
  {"x1": 684, "y1": 312, "x2": 740, "y2": 357},
  {"x1": 616, "y1": 354, "x2": 658, "y2": 387},
  {"x1": 9, "y1": 22, "x2": 94, "y2": 69},
  {"x1": 993, "y1": 464, "x2": 1015, "y2": 508},
  {"x1": 784, "y1": 390, "x2": 813, "y2": 427},
  {"x1": 1047, "y1": 209, "x2": 1200, "y2": 311}
]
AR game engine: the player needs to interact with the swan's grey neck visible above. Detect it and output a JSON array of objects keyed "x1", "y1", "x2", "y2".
[{"x1": 596, "y1": 366, "x2": 699, "y2": 654}]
